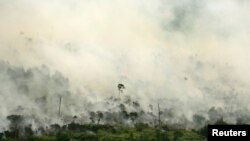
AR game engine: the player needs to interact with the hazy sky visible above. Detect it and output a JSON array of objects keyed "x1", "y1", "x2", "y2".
[{"x1": 0, "y1": 0, "x2": 250, "y2": 127}]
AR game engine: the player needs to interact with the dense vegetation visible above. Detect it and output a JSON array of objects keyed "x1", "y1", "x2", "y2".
[{"x1": 0, "y1": 122, "x2": 207, "y2": 141}]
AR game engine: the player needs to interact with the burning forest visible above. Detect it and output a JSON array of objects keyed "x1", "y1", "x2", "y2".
[{"x1": 0, "y1": 0, "x2": 250, "y2": 140}]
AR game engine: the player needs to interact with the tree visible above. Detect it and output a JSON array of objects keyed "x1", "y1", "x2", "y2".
[
  {"x1": 117, "y1": 83, "x2": 125, "y2": 98},
  {"x1": 129, "y1": 112, "x2": 138, "y2": 123},
  {"x1": 58, "y1": 95, "x2": 62, "y2": 117},
  {"x1": 97, "y1": 111, "x2": 104, "y2": 124},
  {"x1": 158, "y1": 104, "x2": 163, "y2": 128},
  {"x1": 7, "y1": 115, "x2": 23, "y2": 139},
  {"x1": 72, "y1": 115, "x2": 77, "y2": 123},
  {"x1": 215, "y1": 117, "x2": 228, "y2": 125},
  {"x1": 198, "y1": 125, "x2": 208, "y2": 138},
  {"x1": 135, "y1": 123, "x2": 149, "y2": 131},
  {"x1": 24, "y1": 124, "x2": 34, "y2": 137},
  {"x1": 193, "y1": 114, "x2": 206, "y2": 128},
  {"x1": 89, "y1": 112, "x2": 96, "y2": 124}
]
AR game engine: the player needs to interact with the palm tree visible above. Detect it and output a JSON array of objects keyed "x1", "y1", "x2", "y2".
[{"x1": 117, "y1": 83, "x2": 125, "y2": 99}]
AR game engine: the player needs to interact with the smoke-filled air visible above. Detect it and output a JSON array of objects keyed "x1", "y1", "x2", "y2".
[{"x1": 0, "y1": 0, "x2": 250, "y2": 140}]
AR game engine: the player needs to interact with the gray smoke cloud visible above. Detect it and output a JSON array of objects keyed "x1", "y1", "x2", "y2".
[{"x1": 0, "y1": 0, "x2": 250, "y2": 130}]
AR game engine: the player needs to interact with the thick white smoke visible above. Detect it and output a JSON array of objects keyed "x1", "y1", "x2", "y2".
[{"x1": 0, "y1": 0, "x2": 250, "y2": 130}]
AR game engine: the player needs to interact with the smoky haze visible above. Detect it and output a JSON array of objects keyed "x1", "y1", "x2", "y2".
[{"x1": 0, "y1": 0, "x2": 250, "y2": 130}]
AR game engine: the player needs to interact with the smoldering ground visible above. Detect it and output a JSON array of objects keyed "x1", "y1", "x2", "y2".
[{"x1": 0, "y1": 0, "x2": 250, "y2": 131}]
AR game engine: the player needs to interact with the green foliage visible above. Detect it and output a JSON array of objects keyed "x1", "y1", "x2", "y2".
[
  {"x1": 198, "y1": 125, "x2": 208, "y2": 138},
  {"x1": 173, "y1": 130, "x2": 183, "y2": 141},
  {"x1": 72, "y1": 132, "x2": 98, "y2": 141},
  {"x1": 135, "y1": 123, "x2": 149, "y2": 131},
  {"x1": 56, "y1": 132, "x2": 70, "y2": 141},
  {"x1": 26, "y1": 136, "x2": 55, "y2": 141},
  {"x1": 1, "y1": 124, "x2": 207, "y2": 141}
]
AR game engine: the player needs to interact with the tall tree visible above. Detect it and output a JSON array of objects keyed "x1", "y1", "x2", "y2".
[
  {"x1": 58, "y1": 95, "x2": 62, "y2": 117},
  {"x1": 117, "y1": 83, "x2": 125, "y2": 99},
  {"x1": 158, "y1": 103, "x2": 162, "y2": 128}
]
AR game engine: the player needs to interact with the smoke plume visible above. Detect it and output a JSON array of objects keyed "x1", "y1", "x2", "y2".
[{"x1": 0, "y1": 0, "x2": 250, "y2": 130}]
